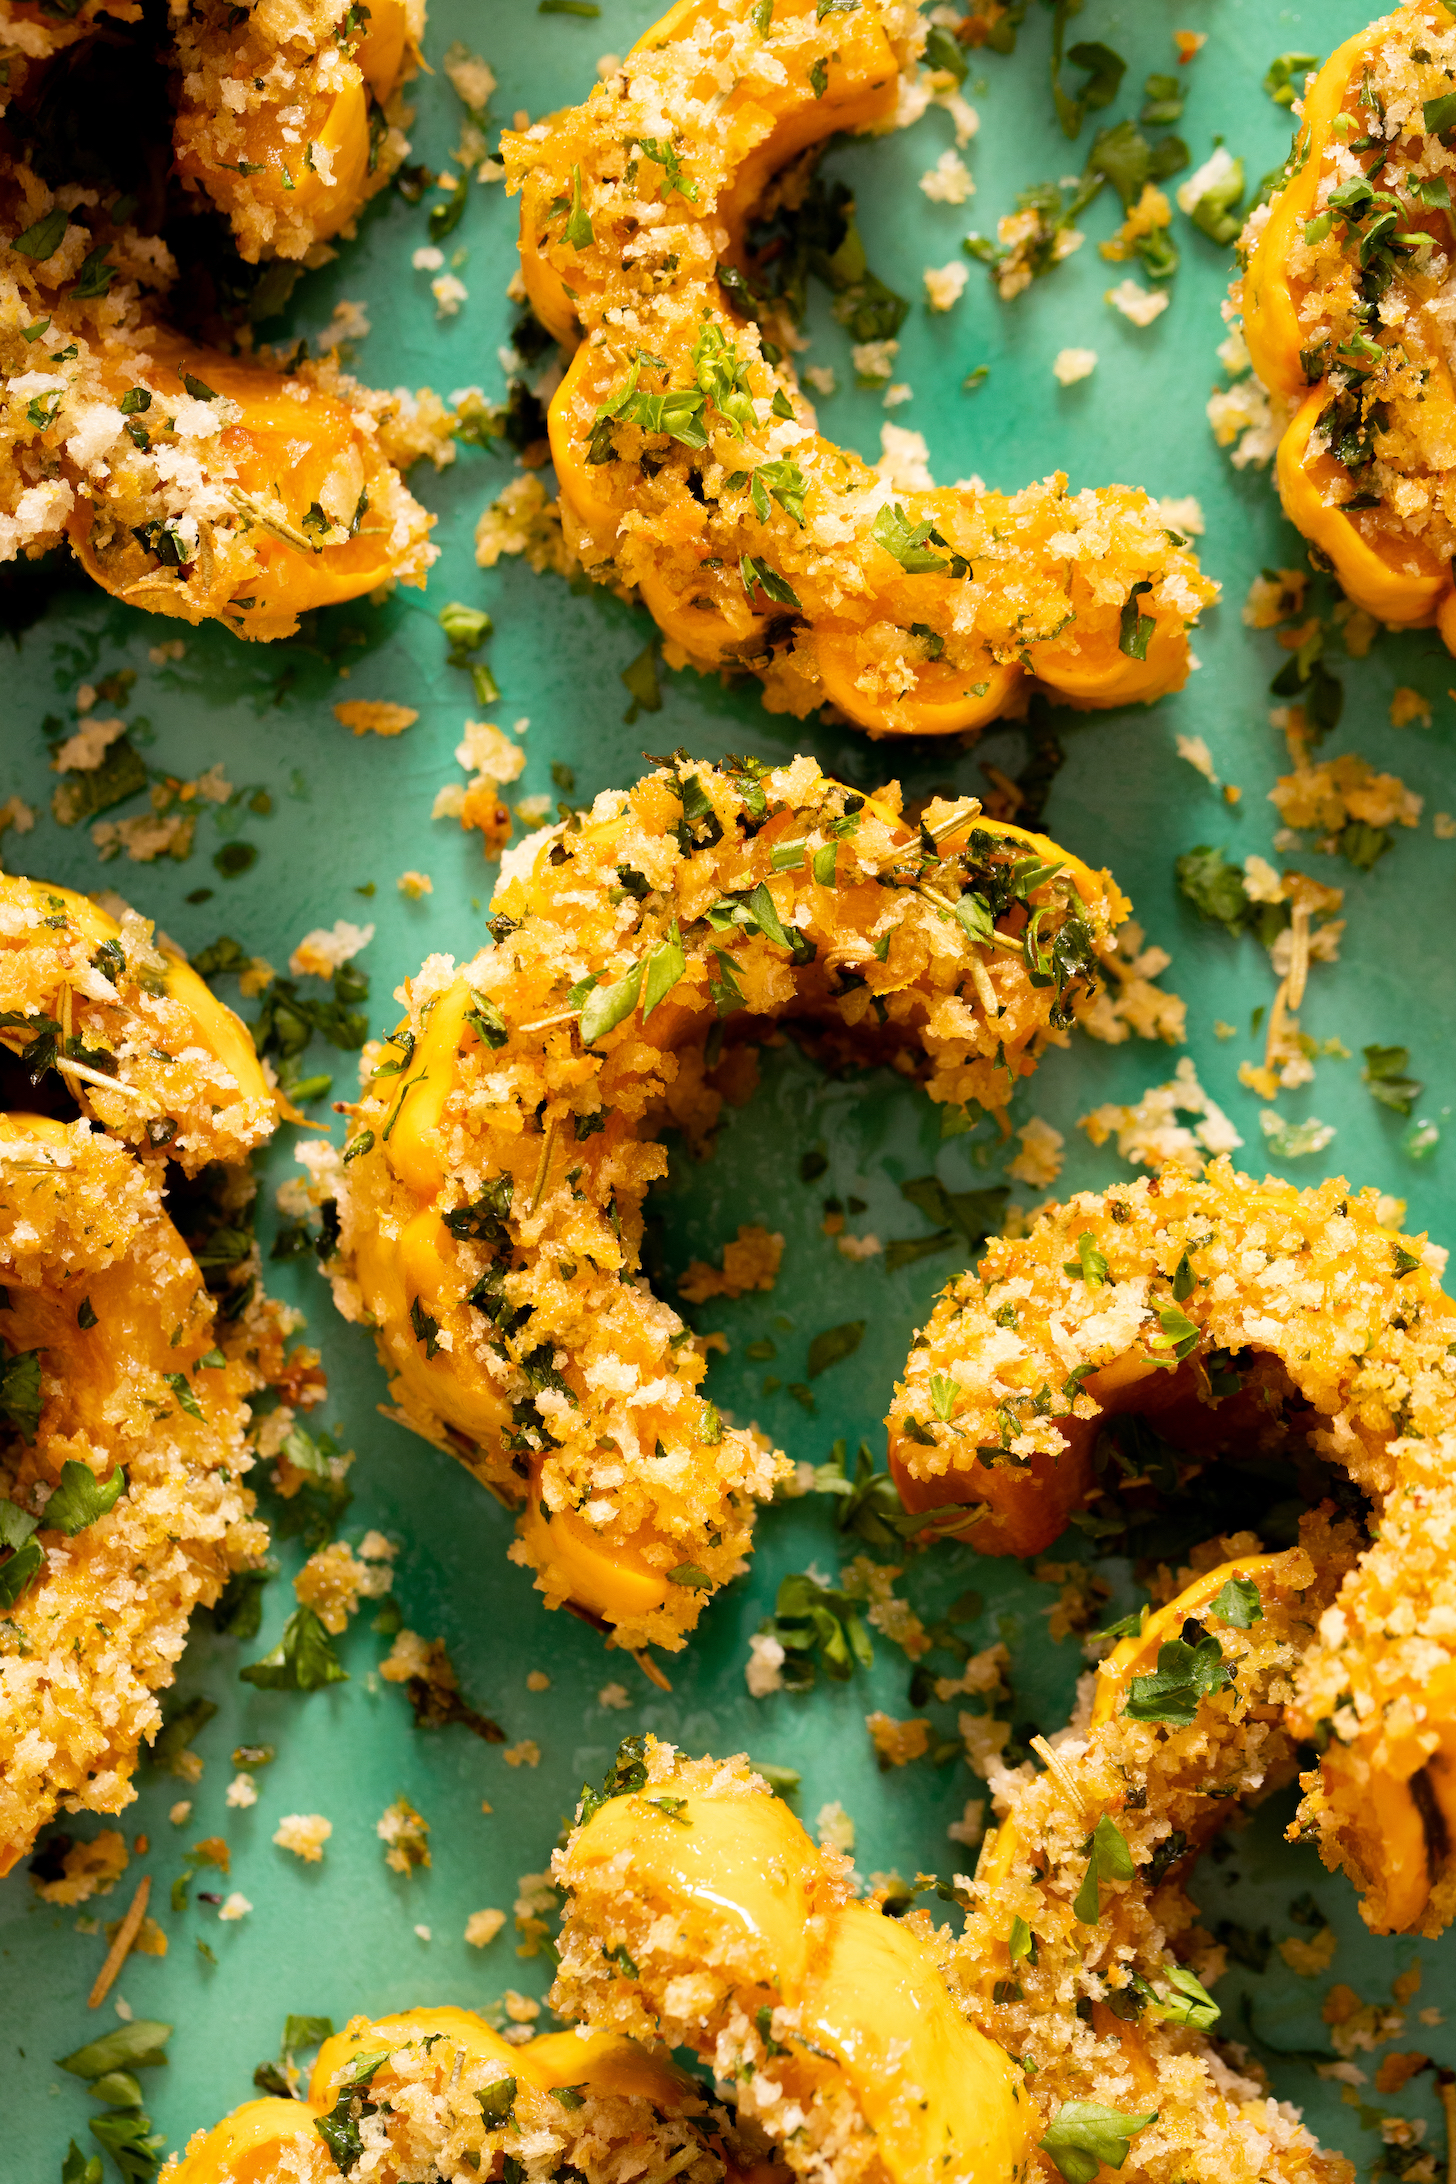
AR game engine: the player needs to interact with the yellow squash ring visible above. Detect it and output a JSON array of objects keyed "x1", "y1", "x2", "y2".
[
  {"x1": 504, "y1": 0, "x2": 1216, "y2": 737},
  {"x1": 888, "y1": 1158, "x2": 1456, "y2": 1935},
  {"x1": 329, "y1": 754, "x2": 1138, "y2": 1657}
]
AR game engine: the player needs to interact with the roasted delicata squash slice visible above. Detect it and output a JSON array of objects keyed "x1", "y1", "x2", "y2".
[
  {"x1": 889, "y1": 1161, "x2": 1456, "y2": 1936},
  {"x1": 551, "y1": 1699, "x2": 1355, "y2": 2184},
  {"x1": 503, "y1": 0, "x2": 1216, "y2": 737},
  {"x1": 323, "y1": 754, "x2": 1157, "y2": 1657},
  {"x1": 1239, "y1": 1, "x2": 1456, "y2": 642},
  {"x1": 162, "y1": 2005, "x2": 770, "y2": 2184}
]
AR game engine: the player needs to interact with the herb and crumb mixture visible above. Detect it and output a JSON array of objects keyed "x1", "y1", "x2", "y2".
[
  {"x1": 0, "y1": 869, "x2": 328, "y2": 1873},
  {"x1": 889, "y1": 1160, "x2": 1456, "y2": 1937},
  {"x1": 548, "y1": 1700, "x2": 1351, "y2": 2184},
  {"x1": 1235, "y1": 1, "x2": 1456, "y2": 643},
  {"x1": 163, "y1": 2005, "x2": 744, "y2": 2184},
  {"x1": 325, "y1": 752, "x2": 1172, "y2": 1653},
  {"x1": 504, "y1": 0, "x2": 1215, "y2": 737}
]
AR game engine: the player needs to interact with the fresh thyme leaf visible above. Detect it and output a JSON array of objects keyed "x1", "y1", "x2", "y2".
[
  {"x1": 1124, "y1": 1634, "x2": 1230, "y2": 1725},
  {"x1": 1208, "y1": 1576, "x2": 1262, "y2": 1628}
]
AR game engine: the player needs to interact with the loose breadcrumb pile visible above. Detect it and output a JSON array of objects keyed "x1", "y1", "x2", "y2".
[
  {"x1": 1, "y1": 162, "x2": 449, "y2": 636},
  {"x1": 504, "y1": 0, "x2": 1216, "y2": 735},
  {"x1": 162, "y1": 2010, "x2": 740, "y2": 2184},
  {"x1": 327, "y1": 755, "x2": 1156, "y2": 1650},
  {"x1": 888, "y1": 1161, "x2": 1456, "y2": 1935},
  {"x1": 0, "y1": 873, "x2": 274, "y2": 1171},
  {"x1": 1235, "y1": 3, "x2": 1456, "y2": 631},
  {"x1": 0, "y1": 1120, "x2": 278, "y2": 1870}
]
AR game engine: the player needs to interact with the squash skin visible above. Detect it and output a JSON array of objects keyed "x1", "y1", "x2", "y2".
[{"x1": 504, "y1": 0, "x2": 1216, "y2": 736}]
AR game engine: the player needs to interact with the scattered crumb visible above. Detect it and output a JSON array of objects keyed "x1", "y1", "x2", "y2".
[
  {"x1": 919, "y1": 148, "x2": 974, "y2": 204},
  {"x1": 378, "y1": 1797, "x2": 431, "y2": 1874},
  {"x1": 1436, "y1": 813, "x2": 1456, "y2": 839},
  {"x1": 31, "y1": 1832, "x2": 128, "y2": 1907},
  {"x1": 1174, "y1": 28, "x2": 1207, "y2": 60},
  {"x1": 1259, "y1": 1111, "x2": 1337, "y2": 1160},
  {"x1": 1270, "y1": 754, "x2": 1422, "y2": 836},
  {"x1": 947, "y1": 1797, "x2": 986, "y2": 1848},
  {"x1": 836, "y1": 1231, "x2": 882, "y2": 1260},
  {"x1": 273, "y1": 1814, "x2": 332, "y2": 1863},
  {"x1": 816, "y1": 1801, "x2": 856, "y2": 1855},
  {"x1": 333, "y1": 702, "x2": 418, "y2": 738},
  {"x1": 883, "y1": 382, "x2": 913, "y2": 408},
  {"x1": 225, "y1": 1773, "x2": 258, "y2": 1810},
  {"x1": 105, "y1": 1913, "x2": 167, "y2": 1959},
  {"x1": 514, "y1": 1870, "x2": 558, "y2": 1956},
  {"x1": 442, "y1": 42, "x2": 496, "y2": 112},
  {"x1": 803, "y1": 364, "x2": 837, "y2": 398},
  {"x1": 1214, "y1": 1020, "x2": 1236, "y2": 1040},
  {"x1": 1374, "y1": 2052, "x2": 1430, "y2": 2095},
  {"x1": 288, "y1": 919, "x2": 374, "y2": 979},
  {"x1": 504, "y1": 1990, "x2": 541, "y2": 2024},
  {"x1": 432, "y1": 273, "x2": 469, "y2": 318},
  {"x1": 397, "y1": 870, "x2": 434, "y2": 898},
  {"x1": 1176, "y1": 733, "x2": 1218, "y2": 785},
  {"x1": 1279, "y1": 1927, "x2": 1338, "y2": 1975},
  {"x1": 1389, "y1": 687, "x2": 1432, "y2": 729},
  {"x1": 1080, "y1": 1055, "x2": 1243, "y2": 1174},
  {"x1": 168, "y1": 1802, "x2": 192, "y2": 1827},
  {"x1": 415, "y1": 1924, "x2": 432, "y2": 1942},
  {"x1": 465, "y1": 1908, "x2": 507, "y2": 1947},
  {"x1": 149, "y1": 639, "x2": 187, "y2": 665},
  {"x1": 746, "y1": 1632, "x2": 786, "y2": 1698},
  {"x1": 217, "y1": 1892, "x2": 253, "y2": 1922},
  {"x1": 876, "y1": 422, "x2": 934, "y2": 492},
  {"x1": 679, "y1": 1224, "x2": 784, "y2": 1302},
  {"x1": 503, "y1": 1740, "x2": 541, "y2": 1769},
  {"x1": 0, "y1": 793, "x2": 36, "y2": 839},
  {"x1": 598, "y1": 1682, "x2": 630, "y2": 1710},
  {"x1": 413, "y1": 245, "x2": 444, "y2": 271},
  {"x1": 865, "y1": 1711, "x2": 931, "y2": 1767},
  {"x1": 1052, "y1": 347, "x2": 1097, "y2": 386},
  {"x1": 1106, "y1": 278, "x2": 1169, "y2": 327},
  {"x1": 1008, "y1": 1115, "x2": 1065, "y2": 1188},
  {"x1": 525, "y1": 1670, "x2": 550, "y2": 1692},
  {"x1": 924, "y1": 260, "x2": 969, "y2": 312},
  {"x1": 851, "y1": 338, "x2": 899, "y2": 386}
]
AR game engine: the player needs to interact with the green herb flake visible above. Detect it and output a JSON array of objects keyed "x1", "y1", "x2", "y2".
[
  {"x1": 807, "y1": 1320, "x2": 865, "y2": 1377},
  {"x1": 240, "y1": 1604, "x2": 348, "y2": 1692},
  {"x1": 43, "y1": 1459, "x2": 125, "y2": 1537},
  {"x1": 1208, "y1": 1575, "x2": 1262, "y2": 1628},
  {"x1": 1124, "y1": 1633, "x2": 1231, "y2": 1726},
  {"x1": 1039, "y1": 2102, "x2": 1158, "y2": 2184}
]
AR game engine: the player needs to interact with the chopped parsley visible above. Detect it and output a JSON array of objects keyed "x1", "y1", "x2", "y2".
[
  {"x1": 1123, "y1": 1631, "x2": 1231, "y2": 1725},
  {"x1": 1362, "y1": 1043, "x2": 1423, "y2": 1117},
  {"x1": 755, "y1": 1568, "x2": 874, "y2": 1688},
  {"x1": 43, "y1": 1460, "x2": 125, "y2": 1536},
  {"x1": 1071, "y1": 1812, "x2": 1133, "y2": 1921},
  {"x1": 240, "y1": 1605, "x2": 348, "y2": 1693},
  {"x1": 1040, "y1": 2102, "x2": 1157, "y2": 2183},
  {"x1": 1208, "y1": 1575, "x2": 1262, "y2": 1628},
  {"x1": 807, "y1": 1320, "x2": 864, "y2": 1376}
]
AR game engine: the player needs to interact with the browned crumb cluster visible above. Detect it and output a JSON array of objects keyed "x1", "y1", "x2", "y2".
[
  {"x1": 889, "y1": 1160, "x2": 1456, "y2": 1935},
  {"x1": 326, "y1": 755, "x2": 1162, "y2": 1651},
  {"x1": 504, "y1": 0, "x2": 1216, "y2": 735}
]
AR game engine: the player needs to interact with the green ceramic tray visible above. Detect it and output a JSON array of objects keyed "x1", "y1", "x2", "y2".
[{"x1": 5, "y1": 1, "x2": 1453, "y2": 2175}]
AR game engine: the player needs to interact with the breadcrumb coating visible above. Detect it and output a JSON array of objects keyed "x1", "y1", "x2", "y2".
[
  {"x1": 1239, "y1": 2, "x2": 1456, "y2": 642},
  {"x1": 0, "y1": 1116, "x2": 277, "y2": 1873},
  {"x1": 0, "y1": 872, "x2": 274, "y2": 1171},
  {"x1": 174, "y1": 0, "x2": 422, "y2": 264},
  {"x1": 551, "y1": 1739, "x2": 1034, "y2": 2184},
  {"x1": 887, "y1": 1161, "x2": 1456, "y2": 1935},
  {"x1": 505, "y1": 0, "x2": 1216, "y2": 737},
  {"x1": 162, "y1": 2005, "x2": 752, "y2": 2184},
  {"x1": 550, "y1": 1672, "x2": 1350, "y2": 2184},
  {"x1": 326, "y1": 755, "x2": 1150, "y2": 1653},
  {"x1": 0, "y1": 154, "x2": 447, "y2": 636}
]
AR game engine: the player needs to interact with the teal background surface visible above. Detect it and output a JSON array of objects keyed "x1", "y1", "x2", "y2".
[{"x1": 4, "y1": 0, "x2": 1454, "y2": 2176}]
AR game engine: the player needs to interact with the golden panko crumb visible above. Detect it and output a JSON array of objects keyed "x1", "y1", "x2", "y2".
[
  {"x1": 273, "y1": 1814, "x2": 333, "y2": 1863},
  {"x1": 377, "y1": 1797, "x2": 431, "y2": 1874},
  {"x1": 465, "y1": 1908, "x2": 507, "y2": 1947},
  {"x1": 864, "y1": 1711, "x2": 932, "y2": 1767},
  {"x1": 333, "y1": 701, "x2": 420, "y2": 737},
  {"x1": 678, "y1": 1224, "x2": 785, "y2": 1303},
  {"x1": 32, "y1": 1831, "x2": 129, "y2": 1906}
]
